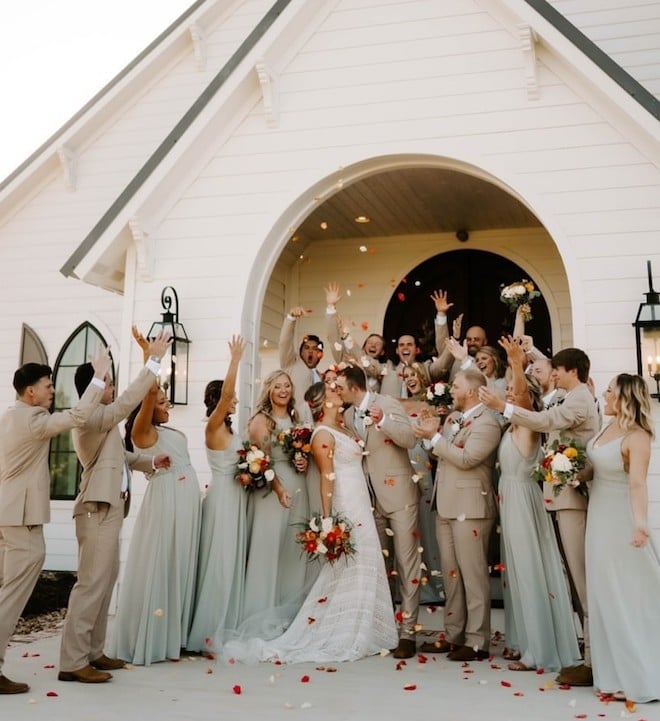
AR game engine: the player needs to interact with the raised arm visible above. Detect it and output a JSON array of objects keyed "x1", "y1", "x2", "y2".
[
  {"x1": 130, "y1": 384, "x2": 159, "y2": 450},
  {"x1": 206, "y1": 335, "x2": 246, "y2": 449},
  {"x1": 325, "y1": 282, "x2": 344, "y2": 363},
  {"x1": 499, "y1": 336, "x2": 529, "y2": 407},
  {"x1": 279, "y1": 307, "x2": 305, "y2": 369}
]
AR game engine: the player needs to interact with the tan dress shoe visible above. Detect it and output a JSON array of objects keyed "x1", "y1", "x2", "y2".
[
  {"x1": 91, "y1": 655, "x2": 125, "y2": 671},
  {"x1": 58, "y1": 665, "x2": 112, "y2": 683},
  {"x1": 0, "y1": 674, "x2": 29, "y2": 694}
]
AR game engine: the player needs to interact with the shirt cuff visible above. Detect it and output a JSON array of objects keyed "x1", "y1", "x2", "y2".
[
  {"x1": 503, "y1": 402, "x2": 514, "y2": 420},
  {"x1": 145, "y1": 358, "x2": 160, "y2": 375},
  {"x1": 90, "y1": 377, "x2": 105, "y2": 389},
  {"x1": 460, "y1": 357, "x2": 474, "y2": 370},
  {"x1": 286, "y1": 314, "x2": 296, "y2": 322},
  {"x1": 326, "y1": 306, "x2": 337, "y2": 315},
  {"x1": 430, "y1": 431, "x2": 443, "y2": 447},
  {"x1": 435, "y1": 314, "x2": 447, "y2": 326}
]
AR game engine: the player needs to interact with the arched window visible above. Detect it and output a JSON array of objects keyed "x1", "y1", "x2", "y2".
[{"x1": 49, "y1": 323, "x2": 115, "y2": 500}]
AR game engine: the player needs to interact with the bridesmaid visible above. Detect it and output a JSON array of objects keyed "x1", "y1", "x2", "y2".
[
  {"x1": 400, "y1": 364, "x2": 444, "y2": 605},
  {"x1": 110, "y1": 339, "x2": 202, "y2": 665},
  {"x1": 481, "y1": 336, "x2": 581, "y2": 672},
  {"x1": 585, "y1": 373, "x2": 659, "y2": 703},
  {"x1": 186, "y1": 335, "x2": 246, "y2": 653},
  {"x1": 240, "y1": 370, "x2": 311, "y2": 626}
]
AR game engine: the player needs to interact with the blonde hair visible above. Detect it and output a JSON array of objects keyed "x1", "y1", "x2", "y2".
[
  {"x1": 613, "y1": 373, "x2": 655, "y2": 438},
  {"x1": 475, "y1": 345, "x2": 505, "y2": 379},
  {"x1": 304, "y1": 382, "x2": 326, "y2": 422},
  {"x1": 249, "y1": 370, "x2": 298, "y2": 433}
]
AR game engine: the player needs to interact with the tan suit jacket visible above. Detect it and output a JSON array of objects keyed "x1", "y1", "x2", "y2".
[
  {"x1": 278, "y1": 317, "x2": 319, "y2": 423},
  {"x1": 343, "y1": 392, "x2": 420, "y2": 636},
  {"x1": 509, "y1": 383, "x2": 600, "y2": 511},
  {"x1": 72, "y1": 366, "x2": 156, "y2": 518},
  {"x1": 0, "y1": 382, "x2": 104, "y2": 526},
  {"x1": 342, "y1": 393, "x2": 418, "y2": 514},
  {"x1": 431, "y1": 406, "x2": 501, "y2": 519}
]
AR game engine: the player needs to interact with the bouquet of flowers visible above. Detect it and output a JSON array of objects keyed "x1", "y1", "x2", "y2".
[
  {"x1": 235, "y1": 442, "x2": 275, "y2": 492},
  {"x1": 500, "y1": 279, "x2": 541, "y2": 321},
  {"x1": 425, "y1": 381, "x2": 453, "y2": 408},
  {"x1": 532, "y1": 436, "x2": 588, "y2": 497},
  {"x1": 277, "y1": 424, "x2": 313, "y2": 471},
  {"x1": 294, "y1": 512, "x2": 356, "y2": 563}
]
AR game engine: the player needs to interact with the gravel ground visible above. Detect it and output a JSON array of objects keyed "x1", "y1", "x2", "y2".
[{"x1": 11, "y1": 571, "x2": 74, "y2": 642}]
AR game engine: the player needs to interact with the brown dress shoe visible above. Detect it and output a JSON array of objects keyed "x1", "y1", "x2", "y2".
[
  {"x1": 555, "y1": 663, "x2": 593, "y2": 687},
  {"x1": 418, "y1": 639, "x2": 452, "y2": 653},
  {"x1": 392, "y1": 639, "x2": 416, "y2": 659},
  {"x1": 58, "y1": 665, "x2": 113, "y2": 683},
  {"x1": 0, "y1": 674, "x2": 29, "y2": 694},
  {"x1": 447, "y1": 645, "x2": 489, "y2": 662},
  {"x1": 90, "y1": 655, "x2": 126, "y2": 671}
]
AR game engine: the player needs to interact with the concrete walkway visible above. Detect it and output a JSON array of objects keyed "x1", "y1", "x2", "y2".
[{"x1": 3, "y1": 611, "x2": 655, "y2": 721}]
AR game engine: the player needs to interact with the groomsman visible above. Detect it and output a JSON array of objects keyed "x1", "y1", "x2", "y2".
[
  {"x1": 415, "y1": 367, "x2": 501, "y2": 661},
  {"x1": 279, "y1": 306, "x2": 324, "y2": 422},
  {"x1": 336, "y1": 366, "x2": 420, "y2": 659},
  {"x1": 479, "y1": 347, "x2": 600, "y2": 686},
  {"x1": 58, "y1": 330, "x2": 171, "y2": 684},
  {"x1": 379, "y1": 290, "x2": 454, "y2": 398},
  {"x1": 0, "y1": 348, "x2": 111, "y2": 694}
]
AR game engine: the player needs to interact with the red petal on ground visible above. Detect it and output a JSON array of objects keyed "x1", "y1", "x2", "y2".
[
  {"x1": 43, "y1": 664, "x2": 55, "y2": 669},
  {"x1": 500, "y1": 680, "x2": 512, "y2": 688},
  {"x1": 232, "y1": 684, "x2": 242, "y2": 694},
  {"x1": 46, "y1": 691, "x2": 59, "y2": 697},
  {"x1": 317, "y1": 596, "x2": 328, "y2": 603},
  {"x1": 403, "y1": 684, "x2": 417, "y2": 691},
  {"x1": 301, "y1": 675, "x2": 310, "y2": 683}
]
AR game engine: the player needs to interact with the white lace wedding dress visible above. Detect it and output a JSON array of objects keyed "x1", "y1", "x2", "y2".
[{"x1": 224, "y1": 425, "x2": 398, "y2": 663}]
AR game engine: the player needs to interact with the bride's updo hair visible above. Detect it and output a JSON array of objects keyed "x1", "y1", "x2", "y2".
[{"x1": 305, "y1": 382, "x2": 326, "y2": 422}]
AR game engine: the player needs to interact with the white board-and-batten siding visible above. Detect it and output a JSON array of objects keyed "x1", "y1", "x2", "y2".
[{"x1": 0, "y1": 0, "x2": 658, "y2": 568}]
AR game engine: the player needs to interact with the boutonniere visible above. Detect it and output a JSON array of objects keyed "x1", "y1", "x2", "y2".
[{"x1": 358, "y1": 408, "x2": 373, "y2": 426}]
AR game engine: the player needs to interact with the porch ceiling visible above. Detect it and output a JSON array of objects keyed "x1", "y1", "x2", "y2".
[{"x1": 293, "y1": 168, "x2": 541, "y2": 243}]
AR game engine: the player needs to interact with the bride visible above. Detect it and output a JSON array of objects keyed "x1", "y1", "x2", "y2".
[{"x1": 224, "y1": 380, "x2": 397, "y2": 663}]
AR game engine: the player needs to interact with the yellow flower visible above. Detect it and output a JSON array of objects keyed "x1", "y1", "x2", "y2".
[
  {"x1": 545, "y1": 472, "x2": 554, "y2": 483},
  {"x1": 563, "y1": 447, "x2": 578, "y2": 459},
  {"x1": 524, "y1": 282, "x2": 535, "y2": 292}
]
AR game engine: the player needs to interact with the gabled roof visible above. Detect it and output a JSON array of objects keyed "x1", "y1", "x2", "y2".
[{"x1": 2, "y1": 0, "x2": 658, "y2": 293}]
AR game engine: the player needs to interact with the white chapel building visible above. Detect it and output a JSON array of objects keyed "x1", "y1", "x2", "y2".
[{"x1": 0, "y1": 0, "x2": 659, "y2": 571}]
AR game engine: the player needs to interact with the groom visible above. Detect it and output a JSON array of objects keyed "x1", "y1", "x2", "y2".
[{"x1": 335, "y1": 366, "x2": 420, "y2": 659}]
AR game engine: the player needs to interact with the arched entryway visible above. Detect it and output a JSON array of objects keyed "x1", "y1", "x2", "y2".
[
  {"x1": 248, "y1": 156, "x2": 572, "y2": 397},
  {"x1": 384, "y1": 249, "x2": 552, "y2": 362}
]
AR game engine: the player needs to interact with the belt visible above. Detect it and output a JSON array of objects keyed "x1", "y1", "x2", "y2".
[{"x1": 120, "y1": 491, "x2": 130, "y2": 501}]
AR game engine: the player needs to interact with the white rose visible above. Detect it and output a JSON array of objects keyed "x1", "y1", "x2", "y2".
[
  {"x1": 309, "y1": 516, "x2": 320, "y2": 532},
  {"x1": 316, "y1": 542, "x2": 328, "y2": 555},
  {"x1": 264, "y1": 469, "x2": 275, "y2": 481},
  {"x1": 550, "y1": 453, "x2": 573, "y2": 473},
  {"x1": 426, "y1": 388, "x2": 434, "y2": 401},
  {"x1": 321, "y1": 516, "x2": 334, "y2": 534}
]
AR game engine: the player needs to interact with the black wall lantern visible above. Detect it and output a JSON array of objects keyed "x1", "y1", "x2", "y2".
[
  {"x1": 147, "y1": 286, "x2": 191, "y2": 405},
  {"x1": 633, "y1": 261, "x2": 660, "y2": 400}
]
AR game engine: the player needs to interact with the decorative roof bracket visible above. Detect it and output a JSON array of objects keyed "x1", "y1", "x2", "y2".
[
  {"x1": 255, "y1": 59, "x2": 279, "y2": 128},
  {"x1": 519, "y1": 23, "x2": 540, "y2": 100},
  {"x1": 57, "y1": 145, "x2": 77, "y2": 191},
  {"x1": 189, "y1": 22, "x2": 207, "y2": 71},
  {"x1": 129, "y1": 217, "x2": 154, "y2": 281}
]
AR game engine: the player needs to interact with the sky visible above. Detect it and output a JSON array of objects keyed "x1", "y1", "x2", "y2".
[{"x1": 0, "y1": 0, "x2": 194, "y2": 181}]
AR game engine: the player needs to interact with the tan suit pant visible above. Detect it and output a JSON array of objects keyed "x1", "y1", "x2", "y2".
[
  {"x1": 555, "y1": 508, "x2": 590, "y2": 664},
  {"x1": 0, "y1": 525, "x2": 46, "y2": 672},
  {"x1": 59, "y1": 502, "x2": 123, "y2": 671},
  {"x1": 375, "y1": 506, "x2": 421, "y2": 638},
  {"x1": 436, "y1": 516, "x2": 493, "y2": 651}
]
